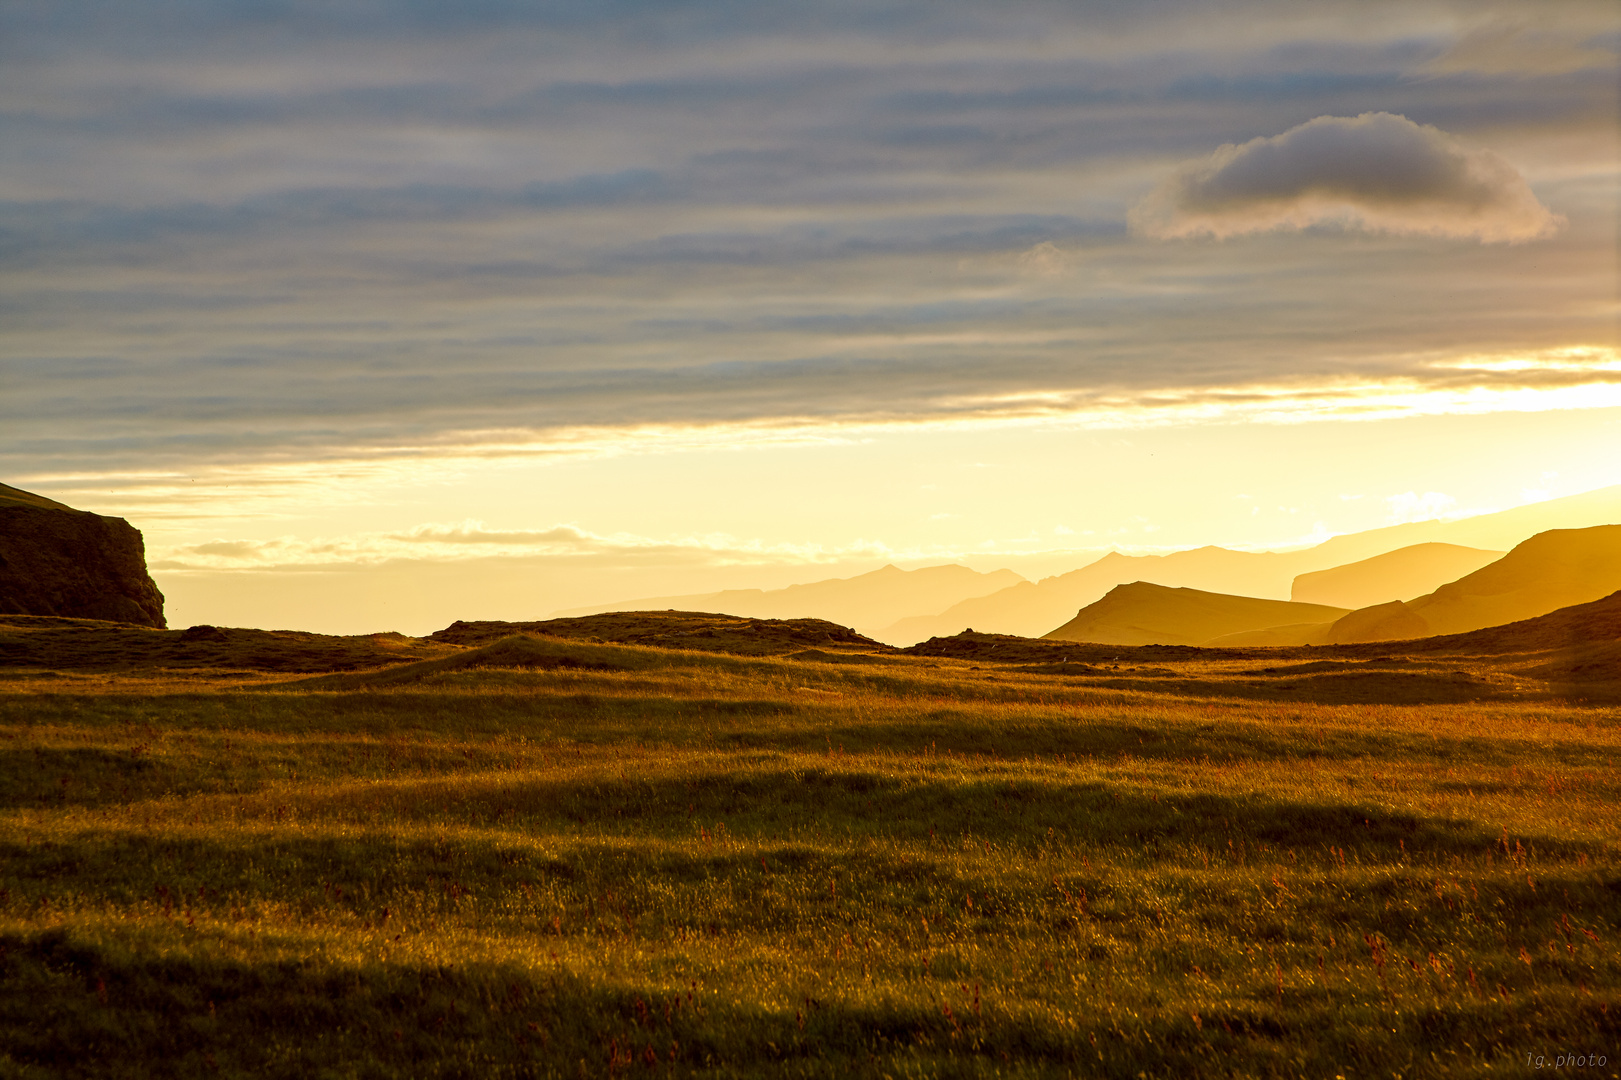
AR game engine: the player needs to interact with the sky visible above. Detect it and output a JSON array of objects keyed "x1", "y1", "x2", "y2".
[{"x1": 3, "y1": 1, "x2": 1618, "y2": 634}]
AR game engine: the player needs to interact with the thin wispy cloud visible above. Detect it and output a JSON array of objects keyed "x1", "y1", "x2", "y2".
[
  {"x1": 1424, "y1": 18, "x2": 1617, "y2": 77},
  {"x1": 151, "y1": 521, "x2": 924, "y2": 573},
  {"x1": 21, "y1": 346, "x2": 1618, "y2": 530}
]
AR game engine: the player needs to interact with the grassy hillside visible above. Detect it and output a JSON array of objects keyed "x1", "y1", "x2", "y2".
[
  {"x1": 0, "y1": 613, "x2": 1617, "y2": 1077},
  {"x1": 0, "y1": 483, "x2": 77, "y2": 512},
  {"x1": 1044, "y1": 583, "x2": 1348, "y2": 647}
]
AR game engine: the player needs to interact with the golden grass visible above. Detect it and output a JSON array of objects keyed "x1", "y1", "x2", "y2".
[{"x1": 0, "y1": 645, "x2": 1617, "y2": 1077}]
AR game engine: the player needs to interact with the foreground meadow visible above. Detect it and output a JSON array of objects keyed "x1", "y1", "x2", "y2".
[{"x1": 0, "y1": 635, "x2": 1617, "y2": 1077}]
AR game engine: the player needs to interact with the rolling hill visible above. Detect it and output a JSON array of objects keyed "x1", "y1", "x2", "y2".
[
  {"x1": 1042, "y1": 582, "x2": 1349, "y2": 647},
  {"x1": 1379, "y1": 588, "x2": 1621, "y2": 656},
  {"x1": 432, "y1": 610, "x2": 894, "y2": 656}
]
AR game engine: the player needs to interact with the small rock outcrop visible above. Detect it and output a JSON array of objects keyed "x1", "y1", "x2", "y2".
[{"x1": 0, "y1": 482, "x2": 166, "y2": 627}]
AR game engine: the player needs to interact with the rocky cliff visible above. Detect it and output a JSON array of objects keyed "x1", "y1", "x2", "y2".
[{"x1": 0, "y1": 483, "x2": 166, "y2": 627}]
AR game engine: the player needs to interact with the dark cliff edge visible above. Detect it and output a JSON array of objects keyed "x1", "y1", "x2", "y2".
[{"x1": 0, "y1": 482, "x2": 166, "y2": 627}]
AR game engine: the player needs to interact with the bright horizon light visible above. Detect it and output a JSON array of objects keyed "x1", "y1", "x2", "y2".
[{"x1": 3, "y1": 1, "x2": 1616, "y2": 633}]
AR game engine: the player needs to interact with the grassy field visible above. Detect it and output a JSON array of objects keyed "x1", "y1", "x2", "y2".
[{"x1": 0, "y1": 625, "x2": 1617, "y2": 1077}]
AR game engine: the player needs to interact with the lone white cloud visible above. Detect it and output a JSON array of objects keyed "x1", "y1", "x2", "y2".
[{"x1": 1131, "y1": 112, "x2": 1562, "y2": 243}]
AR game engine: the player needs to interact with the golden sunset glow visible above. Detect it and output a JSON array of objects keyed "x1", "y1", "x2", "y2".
[
  {"x1": 4, "y1": 8, "x2": 1621, "y2": 1074},
  {"x1": 3, "y1": 2, "x2": 1616, "y2": 635}
]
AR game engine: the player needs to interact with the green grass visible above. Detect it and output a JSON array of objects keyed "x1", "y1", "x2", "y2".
[{"x1": 0, "y1": 651, "x2": 1617, "y2": 1077}]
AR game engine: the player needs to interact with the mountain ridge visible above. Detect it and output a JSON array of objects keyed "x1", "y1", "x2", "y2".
[
  {"x1": 1290, "y1": 542, "x2": 1503, "y2": 609},
  {"x1": 1324, "y1": 524, "x2": 1621, "y2": 643},
  {"x1": 1043, "y1": 583, "x2": 1349, "y2": 647},
  {"x1": 552, "y1": 562, "x2": 1024, "y2": 641},
  {"x1": 1208, "y1": 526, "x2": 1621, "y2": 647},
  {"x1": 884, "y1": 486, "x2": 1621, "y2": 643}
]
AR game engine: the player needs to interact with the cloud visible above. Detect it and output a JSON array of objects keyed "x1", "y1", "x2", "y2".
[
  {"x1": 1130, "y1": 112, "x2": 1564, "y2": 242},
  {"x1": 2, "y1": 4, "x2": 1613, "y2": 506},
  {"x1": 1385, "y1": 491, "x2": 1457, "y2": 524},
  {"x1": 26, "y1": 343, "x2": 1620, "y2": 533},
  {"x1": 1013, "y1": 241, "x2": 1075, "y2": 277},
  {"x1": 147, "y1": 519, "x2": 913, "y2": 572},
  {"x1": 1425, "y1": 20, "x2": 1616, "y2": 77}
]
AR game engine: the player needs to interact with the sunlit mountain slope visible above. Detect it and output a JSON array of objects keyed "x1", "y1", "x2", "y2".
[
  {"x1": 1290, "y1": 543, "x2": 1503, "y2": 609},
  {"x1": 885, "y1": 487, "x2": 1621, "y2": 644},
  {"x1": 1324, "y1": 525, "x2": 1621, "y2": 643},
  {"x1": 1042, "y1": 582, "x2": 1349, "y2": 647}
]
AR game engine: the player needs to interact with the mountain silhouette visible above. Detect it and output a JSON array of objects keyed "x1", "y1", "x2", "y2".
[
  {"x1": 552, "y1": 563, "x2": 1023, "y2": 641},
  {"x1": 1043, "y1": 582, "x2": 1349, "y2": 647},
  {"x1": 1395, "y1": 589, "x2": 1621, "y2": 655},
  {"x1": 882, "y1": 486, "x2": 1621, "y2": 644},
  {"x1": 883, "y1": 548, "x2": 1324, "y2": 644},
  {"x1": 1322, "y1": 525, "x2": 1621, "y2": 643},
  {"x1": 1290, "y1": 542, "x2": 1502, "y2": 609}
]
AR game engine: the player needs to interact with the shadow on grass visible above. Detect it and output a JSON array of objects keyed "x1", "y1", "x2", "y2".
[
  {"x1": 4, "y1": 713, "x2": 1612, "y2": 821},
  {"x1": 799, "y1": 713, "x2": 1617, "y2": 773},
  {"x1": 6, "y1": 688, "x2": 1614, "y2": 782},
  {"x1": 1, "y1": 770, "x2": 1607, "y2": 903},
  {"x1": 0, "y1": 762, "x2": 1520, "y2": 855},
  {"x1": 2, "y1": 926, "x2": 1610, "y2": 1079},
  {"x1": 2, "y1": 756, "x2": 1606, "y2": 860},
  {"x1": 1091, "y1": 669, "x2": 1502, "y2": 705}
]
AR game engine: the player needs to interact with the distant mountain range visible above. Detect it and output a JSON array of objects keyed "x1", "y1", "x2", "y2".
[
  {"x1": 884, "y1": 547, "x2": 1326, "y2": 645},
  {"x1": 883, "y1": 485, "x2": 1621, "y2": 643},
  {"x1": 552, "y1": 563, "x2": 1024, "y2": 640},
  {"x1": 1109, "y1": 524, "x2": 1621, "y2": 648},
  {"x1": 556, "y1": 484, "x2": 1621, "y2": 646},
  {"x1": 1325, "y1": 524, "x2": 1621, "y2": 644}
]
